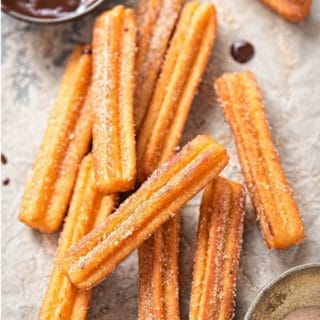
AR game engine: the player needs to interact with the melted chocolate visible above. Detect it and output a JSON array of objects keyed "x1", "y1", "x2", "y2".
[
  {"x1": 1, "y1": 153, "x2": 8, "y2": 165},
  {"x1": 231, "y1": 40, "x2": 255, "y2": 63},
  {"x1": 1, "y1": 0, "x2": 98, "y2": 19}
]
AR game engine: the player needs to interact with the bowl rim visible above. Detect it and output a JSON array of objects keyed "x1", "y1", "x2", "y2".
[
  {"x1": 244, "y1": 263, "x2": 320, "y2": 320},
  {"x1": 1, "y1": 0, "x2": 105, "y2": 24}
]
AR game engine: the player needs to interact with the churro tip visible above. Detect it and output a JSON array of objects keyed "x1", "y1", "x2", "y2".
[
  {"x1": 261, "y1": 0, "x2": 312, "y2": 22},
  {"x1": 18, "y1": 213, "x2": 58, "y2": 233},
  {"x1": 94, "y1": 174, "x2": 136, "y2": 194}
]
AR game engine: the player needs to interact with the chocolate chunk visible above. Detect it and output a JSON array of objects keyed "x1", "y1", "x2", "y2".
[
  {"x1": 231, "y1": 40, "x2": 255, "y2": 63},
  {"x1": 1, "y1": 153, "x2": 7, "y2": 164},
  {"x1": 2, "y1": 178, "x2": 10, "y2": 186}
]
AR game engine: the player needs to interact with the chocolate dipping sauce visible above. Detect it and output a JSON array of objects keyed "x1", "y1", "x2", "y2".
[
  {"x1": 2, "y1": 0, "x2": 98, "y2": 19},
  {"x1": 283, "y1": 306, "x2": 320, "y2": 320},
  {"x1": 231, "y1": 40, "x2": 255, "y2": 63}
]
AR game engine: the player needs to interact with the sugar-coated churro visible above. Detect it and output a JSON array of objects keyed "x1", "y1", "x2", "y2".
[
  {"x1": 189, "y1": 177, "x2": 245, "y2": 320},
  {"x1": 261, "y1": 0, "x2": 312, "y2": 22},
  {"x1": 215, "y1": 71, "x2": 305, "y2": 249},
  {"x1": 19, "y1": 45, "x2": 92, "y2": 233},
  {"x1": 138, "y1": 214, "x2": 180, "y2": 320},
  {"x1": 134, "y1": 0, "x2": 183, "y2": 132},
  {"x1": 62, "y1": 135, "x2": 229, "y2": 289},
  {"x1": 92, "y1": 6, "x2": 136, "y2": 193},
  {"x1": 38, "y1": 155, "x2": 117, "y2": 320},
  {"x1": 137, "y1": 2, "x2": 217, "y2": 183}
]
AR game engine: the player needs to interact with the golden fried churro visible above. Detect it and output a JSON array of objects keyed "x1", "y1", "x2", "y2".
[
  {"x1": 92, "y1": 6, "x2": 136, "y2": 193},
  {"x1": 215, "y1": 71, "x2": 305, "y2": 249},
  {"x1": 261, "y1": 0, "x2": 312, "y2": 22},
  {"x1": 137, "y1": 2, "x2": 217, "y2": 183},
  {"x1": 19, "y1": 46, "x2": 92, "y2": 233},
  {"x1": 138, "y1": 214, "x2": 180, "y2": 320},
  {"x1": 39, "y1": 155, "x2": 117, "y2": 320},
  {"x1": 134, "y1": 0, "x2": 183, "y2": 132},
  {"x1": 62, "y1": 135, "x2": 229, "y2": 289},
  {"x1": 189, "y1": 177, "x2": 245, "y2": 320}
]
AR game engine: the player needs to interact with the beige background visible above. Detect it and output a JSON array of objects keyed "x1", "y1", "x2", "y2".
[{"x1": 2, "y1": 0, "x2": 320, "y2": 319}]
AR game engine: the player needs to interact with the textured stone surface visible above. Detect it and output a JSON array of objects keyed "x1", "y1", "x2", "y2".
[{"x1": 2, "y1": 1, "x2": 320, "y2": 319}]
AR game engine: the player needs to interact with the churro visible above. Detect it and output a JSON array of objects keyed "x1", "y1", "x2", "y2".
[
  {"x1": 62, "y1": 135, "x2": 229, "y2": 289},
  {"x1": 19, "y1": 45, "x2": 92, "y2": 233},
  {"x1": 261, "y1": 0, "x2": 312, "y2": 22},
  {"x1": 215, "y1": 71, "x2": 305, "y2": 249},
  {"x1": 189, "y1": 177, "x2": 245, "y2": 320},
  {"x1": 137, "y1": 2, "x2": 217, "y2": 182},
  {"x1": 138, "y1": 214, "x2": 180, "y2": 320},
  {"x1": 38, "y1": 155, "x2": 117, "y2": 320},
  {"x1": 92, "y1": 6, "x2": 136, "y2": 193},
  {"x1": 134, "y1": 0, "x2": 183, "y2": 132}
]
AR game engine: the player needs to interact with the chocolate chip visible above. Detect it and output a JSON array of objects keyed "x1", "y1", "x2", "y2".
[
  {"x1": 2, "y1": 178, "x2": 10, "y2": 186},
  {"x1": 231, "y1": 40, "x2": 255, "y2": 63},
  {"x1": 1, "y1": 153, "x2": 7, "y2": 164}
]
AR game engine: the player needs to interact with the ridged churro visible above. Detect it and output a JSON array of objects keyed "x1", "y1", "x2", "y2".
[
  {"x1": 19, "y1": 46, "x2": 92, "y2": 233},
  {"x1": 138, "y1": 214, "x2": 180, "y2": 320},
  {"x1": 189, "y1": 177, "x2": 245, "y2": 320},
  {"x1": 137, "y1": 3, "x2": 217, "y2": 318},
  {"x1": 134, "y1": 0, "x2": 183, "y2": 132},
  {"x1": 38, "y1": 155, "x2": 117, "y2": 320},
  {"x1": 62, "y1": 135, "x2": 229, "y2": 289},
  {"x1": 261, "y1": 0, "x2": 312, "y2": 22},
  {"x1": 215, "y1": 71, "x2": 305, "y2": 249},
  {"x1": 137, "y1": 2, "x2": 217, "y2": 183},
  {"x1": 92, "y1": 6, "x2": 136, "y2": 193}
]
